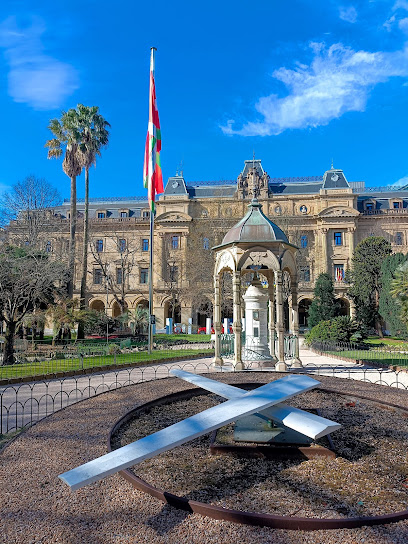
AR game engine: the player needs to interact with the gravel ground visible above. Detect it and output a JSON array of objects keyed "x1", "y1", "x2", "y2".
[
  {"x1": 115, "y1": 389, "x2": 408, "y2": 518},
  {"x1": 2, "y1": 372, "x2": 408, "y2": 544}
]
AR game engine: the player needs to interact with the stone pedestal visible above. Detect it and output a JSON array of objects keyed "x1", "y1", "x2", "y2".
[{"x1": 242, "y1": 278, "x2": 274, "y2": 363}]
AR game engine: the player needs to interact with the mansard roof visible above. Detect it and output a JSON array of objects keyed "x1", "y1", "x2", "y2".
[{"x1": 321, "y1": 168, "x2": 350, "y2": 189}]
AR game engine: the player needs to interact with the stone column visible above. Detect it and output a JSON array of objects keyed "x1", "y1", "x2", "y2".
[
  {"x1": 232, "y1": 271, "x2": 243, "y2": 370},
  {"x1": 348, "y1": 226, "x2": 356, "y2": 263},
  {"x1": 268, "y1": 282, "x2": 277, "y2": 362},
  {"x1": 349, "y1": 299, "x2": 356, "y2": 319},
  {"x1": 181, "y1": 305, "x2": 192, "y2": 327},
  {"x1": 321, "y1": 227, "x2": 328, "y2": 274},
  {"x1": 275, "y1": 270, "x2": 287, "y2": 371},
  {"x1": 212, "y1": 274, "x2": 223, "y2": 366},
  {"x1": 290, "y1": 282, "x2": 302, "y2": 368}
]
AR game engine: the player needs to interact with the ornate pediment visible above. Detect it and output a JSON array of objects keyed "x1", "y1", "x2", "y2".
[
  {"x1": 155, "y1": 211, "x2": 192, "y2": 223},
  {"x1": 318, "y1": 206, "x2": 359, "y2": 218}
]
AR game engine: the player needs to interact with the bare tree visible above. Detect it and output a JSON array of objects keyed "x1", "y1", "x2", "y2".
[
  {"x1": 158, "y1": 234, "x2": 188, "y2": 323},
  {"x1": 184, "y1": 215, "x2": 236, "y2": 320},
  {"x1": 0, "y1": 246, "x2": 69, "y2": 364},
  {"x1": 89, "y1": 233, "x2": 141, "y2": 314},
  {"x1": 0, "y1": 175, "x2": 62, "y2": 247}
]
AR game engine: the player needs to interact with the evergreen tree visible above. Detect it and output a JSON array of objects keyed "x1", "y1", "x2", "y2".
[
  {"x1": 308, "y1": 273, "x2": 339, "y2": 328},
  {"x1": 379, "y1": 253, "x2": 408, "y2": 337},
  {"x1": 348, "y1": 236, "x2": 392, "y2": 336}
]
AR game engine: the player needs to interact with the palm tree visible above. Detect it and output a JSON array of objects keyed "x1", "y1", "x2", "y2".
[
  {"x1": 45, "y1": 109, "x2": 82, "y2": 297},
  {"x1": 76, "y1": 105, "x2": 110, "y2": 339},
  {"x1": 118, "y1": 307, "x2": 149, "y2": 337}
]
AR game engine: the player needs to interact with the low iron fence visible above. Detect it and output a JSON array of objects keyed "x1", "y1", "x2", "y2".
[
  {"x1": 2, "y1": 354, "x2": 408, "y2": 436},
  {"x1": 220, "y1": 333, "x2": 298, "y2": 361},
  {"x1": 310, "y1": 340, "x2": 408, "y2": 368},
  {"x1": 0, "y1": 341, "x2": 214, "y2": 383}
]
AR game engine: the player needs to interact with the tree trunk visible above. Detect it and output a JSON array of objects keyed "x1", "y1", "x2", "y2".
[
  {"x1": 4, "y1": 321, "x2": 16, "y2": 365},
  {"x1": 68, "y1": 175, "x2": 77, "y2": 298},
  {"x1": 77, "y1": 168, "x2": 89, "y2": 339}
]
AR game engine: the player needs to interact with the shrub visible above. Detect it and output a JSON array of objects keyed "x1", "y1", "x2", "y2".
[
  {"x1": 52, "y1": 351, "x2": 66, "y2": 360},
  {"x1": 305, "y1": 316, "x2": 358, "y2": 345},
  {"x1": 108, "y1": 344, "x2": 122, "y2": 355}
]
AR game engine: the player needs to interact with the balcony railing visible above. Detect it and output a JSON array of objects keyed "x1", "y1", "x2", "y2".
[{"x1": 362, "y1": 208, "x2": 408, "y2": 216}]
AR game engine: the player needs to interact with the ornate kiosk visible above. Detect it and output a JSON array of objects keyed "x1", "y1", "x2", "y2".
[{"x1": 212, "y1": 199, "x2": 302, "y2": 371}]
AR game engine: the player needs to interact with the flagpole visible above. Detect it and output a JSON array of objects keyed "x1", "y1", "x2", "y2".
[
  {"x1": 148, "y1": 46, "x2": 156, "y2": 355},
  {"x1": 148, "y1": 204, "x2": 154, "y2": 354}
]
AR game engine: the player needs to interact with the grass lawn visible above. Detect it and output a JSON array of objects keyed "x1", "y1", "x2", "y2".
[
  {"x1": 0, "y1": 347, "x2": 214, "y2": 381},
  {"x1": 364, "y1": 336, "x2": 408, "y2": 349},
  {"x1": 327, "y1": 348, "x2": 408, "y2": 367}
]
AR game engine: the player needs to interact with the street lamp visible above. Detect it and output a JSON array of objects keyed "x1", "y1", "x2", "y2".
[{"x1": 105, "y1": 265, "x2": 110, "y2": 345}]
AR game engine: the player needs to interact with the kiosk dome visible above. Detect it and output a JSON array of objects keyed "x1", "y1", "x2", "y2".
[{"x1": 214, "y1": 199, "x2": 290, "y2": 249}]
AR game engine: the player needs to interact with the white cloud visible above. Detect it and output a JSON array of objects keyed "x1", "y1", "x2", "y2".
[
  {"x1": 221, "y1": 42, "x2": 408, "y2": 137},
  {"x1": 0, "y1": 16, "x2": 79, "y2": 110},
  {"x1": 384, "y1": 14, "x2": 396, "y2": 31},
  {"x1": 339, "y1": 6, "x2": 358, "y2": 23},
  {"x1": 394, "y1": 0, "x2": 408, "y2": 11},
  {"x1": 399, "y1": 16, "x2": 408, "y2": 32},
  {"x1": 392, "y1": 175, "x2": 408, "y2": 187}
]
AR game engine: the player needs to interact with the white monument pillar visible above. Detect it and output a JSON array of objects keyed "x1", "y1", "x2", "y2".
[
  {"x1": 268, "y1": 282, "x2": 277, "y2": 363},
  {"x1": 242, "y1": 277, "x2": 274, "y2": 367}
]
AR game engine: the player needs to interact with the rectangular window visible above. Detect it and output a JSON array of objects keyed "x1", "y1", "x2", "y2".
[
  {"x1": 366, "y1": 202, "x2": 373, "y2": 211},
  {"x1": 395, "y1": 232, "x2": 403, "y2": 245},
  {"x1": 300, "y1": 235, "x2": 308, "y2": 248},
  {"x1": 116, "y1": 268, "x2": 124, "y2": 284},
  {"x1": 142, "y1": 238, "x2": 149, "y2": 251},
  {"x1": 334, "y1": 264, "x2": 344, "y2": 282},
  {"x1": 253, "y1": 327, "x2": 259, "y2": 338},
  {"x1": 140, "y1": 268, "x2": 149, "y2": 284},
  {"x1": 394, "y1": 201, "x2": 401, "y2": 209},
  {"x1": 203, "y1": 237, "x2": 210, "y2": 250},
  {"x1": 118, "y1": 238, "x2": 126, "y2": 252},
  {"x1": 334, "y1": 232, "x2": 342, "y2": 246},
  {"x1": 93, "y1": 268, "x2": 103, "y2": 284},
  {"x1": 300, "y1": 266, "x2": 310, "y2": 282},
  {"x1": 142, "y1": 210, "x2": 149, "y2": 219},
  {"x1": 96, "y1": 239, "x2": 103, "y2": 252},
  {"x1": 171, "y1": 235, "x2": 179, "y2": 250},
  {"x1": 97, "y1": 212, "x2": 105, "y2": 219},
  {"x1": 120, "y1": 211, "x2": 128, "y2": 218}
]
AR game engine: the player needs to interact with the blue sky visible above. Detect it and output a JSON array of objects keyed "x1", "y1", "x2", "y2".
[{"x1": 1, "y1": 0, "x2": 408, "y2": 199}]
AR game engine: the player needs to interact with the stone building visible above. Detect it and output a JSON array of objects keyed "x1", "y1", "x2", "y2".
[{"x1": 8, "y1": 159, "x2": 408, "y2": 330}]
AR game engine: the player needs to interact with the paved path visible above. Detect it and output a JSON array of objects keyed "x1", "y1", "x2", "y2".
[{"x1": 2, "y1": 345, "x2": 408, "y2": 434}]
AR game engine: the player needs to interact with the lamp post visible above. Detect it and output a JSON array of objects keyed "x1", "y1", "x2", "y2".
[{"x1": 105, "y1": 264, "x2": 110, "y2": 346}]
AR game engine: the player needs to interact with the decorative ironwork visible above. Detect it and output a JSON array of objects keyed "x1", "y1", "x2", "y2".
[{"x1": 63, "y1": 196, "x2": 148, "y2": 203}]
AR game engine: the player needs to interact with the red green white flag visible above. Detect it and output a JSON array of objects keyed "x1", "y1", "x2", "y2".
[{"x1": 143, "y1": 48, "x2": 164, "y2": 212}]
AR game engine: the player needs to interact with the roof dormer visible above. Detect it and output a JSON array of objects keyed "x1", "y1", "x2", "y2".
[{"x1": 321, "y1": 166, "x2": 350, "y2": 191}]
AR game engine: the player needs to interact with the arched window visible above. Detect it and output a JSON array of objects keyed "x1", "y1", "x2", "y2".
[{"x1": 45, "y1": 241, "x2": 52, "y2": 253}]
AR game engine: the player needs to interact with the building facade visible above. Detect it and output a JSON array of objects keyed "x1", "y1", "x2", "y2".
[{"x1": 9, "y1": 160, "x2": 408, "y2": 330}]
